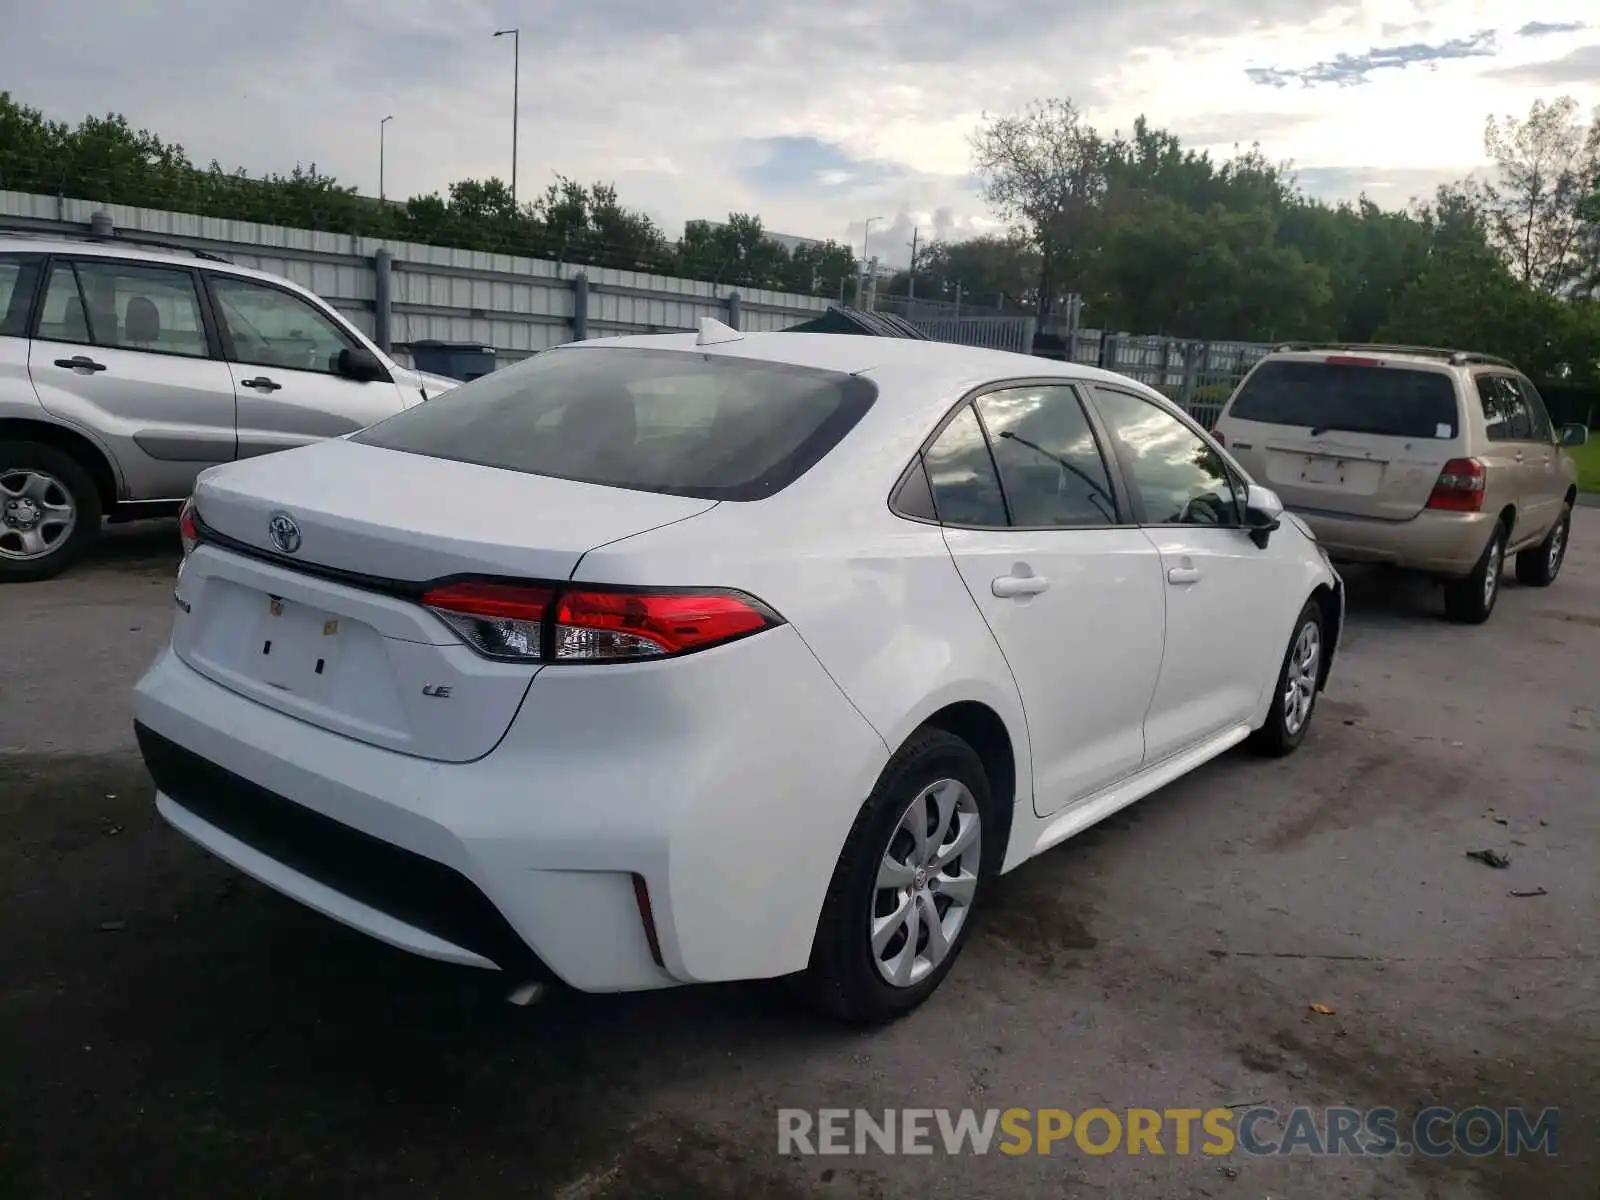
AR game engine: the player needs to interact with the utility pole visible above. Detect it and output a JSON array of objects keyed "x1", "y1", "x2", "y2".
[
  {"x1": 493, "y1": 29, "x2": 520, "y2": 205},
  {"x1": 907, "y1": 226, "x2": 919, "y2": 303},
  {"x1": 379, "y1": 115, "x2": 393, "y2": 202}
]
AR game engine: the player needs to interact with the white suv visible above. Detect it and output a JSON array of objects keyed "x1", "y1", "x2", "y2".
[{"x1": 0, "y1": 232, "x2": 459, "y2": 581}]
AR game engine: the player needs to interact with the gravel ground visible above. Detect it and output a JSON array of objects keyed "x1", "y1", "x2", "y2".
[{"x1": 2, "y1": 516, "x2": 1597, "y2": 1199}]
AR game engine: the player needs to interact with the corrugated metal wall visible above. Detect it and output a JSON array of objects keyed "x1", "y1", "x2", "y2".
[{"x1": 0, "y1": 190, "x2": 832, "y2": 367}]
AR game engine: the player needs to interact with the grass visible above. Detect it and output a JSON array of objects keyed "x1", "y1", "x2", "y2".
[{"x1": 1572, "y1": 437, "x2": 1600, "y2": 494}]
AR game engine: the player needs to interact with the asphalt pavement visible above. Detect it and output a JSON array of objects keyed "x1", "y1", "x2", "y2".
[{"x1": 2, "y1": 516, "x2": 1597, "y2": 1199}]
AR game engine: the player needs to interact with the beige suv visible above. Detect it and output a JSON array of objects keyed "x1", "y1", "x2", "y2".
[{"x1": 1212, "y1": 344, "x2": 1589, "y2": 624}]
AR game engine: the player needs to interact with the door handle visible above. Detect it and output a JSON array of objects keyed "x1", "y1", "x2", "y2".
[
  {"x1": 241, "y1": 376, "x2": 282, "y2": 392},
  {"x1": 1167, "y1": 566, "x2": 1202, "y2": 585},
  {"x1": 992, "y1": 574, "x2": 1049, "y2": 598},
  {"x1": 54, "y1": 355, "x2": 106, "y2": 373}
]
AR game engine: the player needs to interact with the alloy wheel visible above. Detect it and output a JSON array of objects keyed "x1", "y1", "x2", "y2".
[{"x1": 870, "y1": 778, "x2": 982, "y2": 988}]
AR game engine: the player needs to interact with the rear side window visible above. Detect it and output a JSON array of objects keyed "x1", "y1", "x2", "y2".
[
  {"x1": 1476, "y1": 376, "x2": 1537, "y2": 441},
  {"x1": 352, "y1": 346, "x2": 877, "y2": 502},
  {"x1": 924, "y1": 405, "x2": 1008, "y2": 526},
  {"x1": 38, "y1": 260, "x2": 210, "y2": 358},
  {"x1": 1228, "y1": 359, "x2": 1459, "y2": 439},
  {"x1": 0, "y1": 256, "x2": 42, "y2": 338}
]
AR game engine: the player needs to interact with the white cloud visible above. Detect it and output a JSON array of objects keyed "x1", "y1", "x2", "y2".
[{"x1": 0, "y1": 0, "x2": 1596, "y2": 252}]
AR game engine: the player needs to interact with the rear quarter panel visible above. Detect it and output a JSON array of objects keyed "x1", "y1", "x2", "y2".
[{"x1": 569, "y1": 382, "x2": 1037, "y2": 849}]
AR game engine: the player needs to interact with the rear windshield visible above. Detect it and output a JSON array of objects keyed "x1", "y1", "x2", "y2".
[
  {"x1": 1227, "y1": 359, "x2": 1460, "y2": 439},
  {"x1": 352, "y1": 346, "x2": 877, "y2": 501}
]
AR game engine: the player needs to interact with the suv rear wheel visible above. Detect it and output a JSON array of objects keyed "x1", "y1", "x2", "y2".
[
  {"x1": 1442, "y1": 522, "x2": 1506, "y2": 625},
  {"x1": 0, "y1": 442, "x2": 102, "y2": 582},
  {"x1": 1515, "y1": 504, "x2": 1570, "y2": 587}
]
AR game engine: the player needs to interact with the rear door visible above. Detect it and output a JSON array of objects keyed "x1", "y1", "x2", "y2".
[
  {"x1": 0, "y1": 253, "x2": 44, "y2": 414},
  {"x1": 1219, "y1": 356, "x2": 1463, "y2": 521},
  {"x1": 203, "y1": 272, "x2": 410, "y2": 457},
  {"x1": 926, "y1": 383, "x2": 1167, "y2": 817},
  {"x1": 1090, "y1": 385, "x2": 1297, "y2": 760},
  {"x1": 28, "y1": 256, "x2": 236, "y2": 499}
]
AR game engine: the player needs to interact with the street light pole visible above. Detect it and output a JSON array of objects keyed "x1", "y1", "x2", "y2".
[
  {"x1": 493, "y1": 29, "x2": 520, "y2": 206},
  {"x1": 379, "y1": 115, "x2": 393, "y2": 202},
  {"x1": 859, "y1": 216, "x2": 882, "y2": 309}
]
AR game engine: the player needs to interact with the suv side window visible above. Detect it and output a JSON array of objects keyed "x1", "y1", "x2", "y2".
[
  {"x1": 1477, "y1": 376, "x2": 1531, "y2": 441},
  {"x1": 974, "y1": 384, "x2": 1119, "y2": 526},
  {"x1": 0, "y1": 255, "x2": 42, "y2": 338},
  {"x1": 37, "y1": 260, "x2": 210, "y2": 358},
  {"x1": 208, "y1": 275, "x2": 357, "y2": 375},
  {"x1": 1516, "y1": 377, "x2": 1554, "y2": 442},
  {"x1": 1090, "y1": 386, "x2": 1241, "y2": 526},
  {"x1": 923, "y1": 405, "x2": 1008, "y2": 527}
]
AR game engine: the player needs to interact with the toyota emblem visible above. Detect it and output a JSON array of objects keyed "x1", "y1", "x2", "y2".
[{"x1": 267, "y1": 511, "x2": 302, "y2": 555}]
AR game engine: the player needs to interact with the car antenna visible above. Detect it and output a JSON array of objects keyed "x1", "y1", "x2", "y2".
[{"x1": 696, "y1": 317, "x2": 743, "y2": 346}]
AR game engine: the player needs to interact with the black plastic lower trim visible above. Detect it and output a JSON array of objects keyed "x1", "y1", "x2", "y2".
[{"x1": 134, "y1": 722, "x2": 554, "y2": 980}]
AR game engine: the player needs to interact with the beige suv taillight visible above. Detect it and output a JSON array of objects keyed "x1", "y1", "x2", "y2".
[{"x1": 1426, "y1": 458, "x2": 1486, "y2": 512}]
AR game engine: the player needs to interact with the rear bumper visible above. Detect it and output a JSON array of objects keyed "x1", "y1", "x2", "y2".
[
  {"x1": 1296, "y1": 508, "x2": 1497, "y2": 576},
  {"x1": 132, "y1": 631, "x2": 889, "y2": 992}
]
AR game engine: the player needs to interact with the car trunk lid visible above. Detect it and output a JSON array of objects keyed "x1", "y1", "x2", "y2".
[{"x1": 175, "y1": 439, "x2": 717, "y2": 762}]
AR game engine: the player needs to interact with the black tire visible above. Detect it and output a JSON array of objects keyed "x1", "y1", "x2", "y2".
[
  {"x1": 1515, "y1": 504, "x2": 1571, "y2": 587},
  {"x1": 1443, "y1": 522, "x2": 1507, "y2": 624},
  {"x1": 0, "y1": 441, "x2": 102, "y2": 583},
  {"x1": 799, "y1": 728, "x2": 994, "y2": 1025},
  {"x1": 1248, "y1": 599, "x2": 1325, "y2": 757}
]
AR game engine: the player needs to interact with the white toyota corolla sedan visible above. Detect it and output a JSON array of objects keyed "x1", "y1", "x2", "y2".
[{"x1": 133, "y1": 323, "x2": 1343, "y2": 1023}]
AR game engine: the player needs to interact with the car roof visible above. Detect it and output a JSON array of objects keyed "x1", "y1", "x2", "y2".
[
  {"x1": 560, "y1": 330, "x2": 1173, "y2": 411},
  {"x1": 0, "y1": 232, "x2": 308, "y2": 292}
]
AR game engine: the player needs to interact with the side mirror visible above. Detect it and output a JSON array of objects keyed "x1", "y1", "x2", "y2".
[
  {"x1": 336, "y1": 346, "x2": 389, "y2": 383},
  {"x1": 1560, "y1": 423, "x2": 1589, "y2": 447},
  {"x1": 1244, "y1": 484, "x2": 1284, "y2": 549}
]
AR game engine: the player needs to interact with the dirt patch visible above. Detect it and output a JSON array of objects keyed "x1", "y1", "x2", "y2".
[{"x1": 1254, "y1": 734, "x2": 1474, "y2": 852}]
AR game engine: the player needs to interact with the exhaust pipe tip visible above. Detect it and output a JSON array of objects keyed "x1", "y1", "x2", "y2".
[{"x1": 507, "y1": 982, "x2": 547, "y2": 1007}]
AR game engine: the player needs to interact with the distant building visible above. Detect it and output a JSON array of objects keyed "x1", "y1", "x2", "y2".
[{"x1": 688, "y1": 220, "x2": 827, "y2": 255}]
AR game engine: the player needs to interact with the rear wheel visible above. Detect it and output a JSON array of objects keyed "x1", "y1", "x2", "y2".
[
  {"x1": 0, "y1": 442, "x2": 101, "y2": 583},
  {"x1": 1443, "y1": 523, "x2": 1506, "y2": 624},
  {"x1": 800, "y1": 728, "x2": 992, "y2": 1025},
  {"x1": 1248, "y1": 599, "x2": 1323, "y2": 757},
  {"x1": 1515, "y1": 505, "x2": 1570, "y2": 587}
]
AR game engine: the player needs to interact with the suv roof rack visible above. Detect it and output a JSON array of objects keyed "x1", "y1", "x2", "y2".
[
  {"x1": 1270, "y1": 342, "x2": 1517, "y2": 370},
  {"x1": 0, "y1": 224, "x2": 233, "y2": 264}
]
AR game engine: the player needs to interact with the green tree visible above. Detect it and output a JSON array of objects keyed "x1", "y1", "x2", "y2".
[
  {"x1": 970, "y1": 99, "x2": 1112, "y2": 317},
  {"x1": 1480, "y1": 96, "x2": 1600, "y2": 294}
]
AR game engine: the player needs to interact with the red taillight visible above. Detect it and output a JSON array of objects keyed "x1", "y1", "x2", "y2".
[
  {"x1": 1326, "y1": 355, "x2": 1381, "y2": 366},
  {"x1": 422, "y1": 581, "x2": 553, "y2": 660},
  {"x1": 420, "y1": 580, "x2": 780, "y2": 663},
  {"x1": 1427, "y1": 458, "x2": 1486, "y2": 512},
  {"x1": 178, "y1": 497, "x2": 200, "y2": 557},
  {"x1": 553, "y1": 588, "x2": 774, "y2": 660}
]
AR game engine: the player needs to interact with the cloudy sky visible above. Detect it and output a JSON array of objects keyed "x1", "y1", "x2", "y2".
[{"x1": 2, "y1": 0, "x2": 1597, "y2": 266}]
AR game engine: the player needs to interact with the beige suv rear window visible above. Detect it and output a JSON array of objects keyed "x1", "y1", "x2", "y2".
[{"x1": 1229, "y1": 360, "x2": 1459, "y2": 439}]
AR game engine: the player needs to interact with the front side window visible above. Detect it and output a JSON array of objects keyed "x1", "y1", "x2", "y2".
[
  {"x1": 1092, "y1": 387, "x2": 1240, "y2": 526},
  {"x1": 1516, "y1": 377, "x2": 1553, "y2": 442},
  {"x1": 353, "y1": 346, "x2": 878, "y2": 502},
  {"x1": 0, "y1": 255, "x2": 42, "y2": 338},
  {"x1": 209, "y1": 275, "x2": 356, "y2": 375},
  {"x1": 975, "y1": 385, "x2": 1118, "y2": 526},
  {"x1": 36, "y1": 260, "x2": 208, "y2": 358},
  {"x1": 923, "y1": 405, "x2": 1008, "y2": 527}
]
